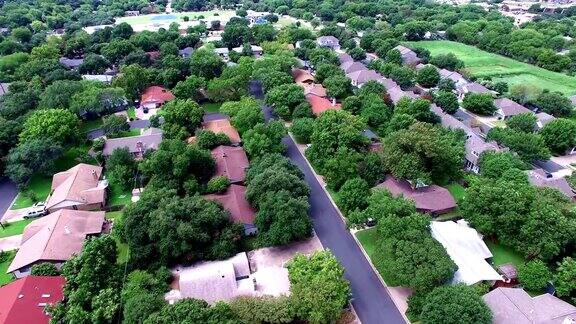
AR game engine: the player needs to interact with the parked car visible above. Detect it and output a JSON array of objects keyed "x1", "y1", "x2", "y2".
[{"x1": 24, "y1": 202, "x2": 47, "y2": 219}]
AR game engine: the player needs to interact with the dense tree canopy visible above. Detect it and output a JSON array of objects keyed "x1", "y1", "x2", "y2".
[{"x1": 420, "y1": 284, "x2": 492, "y2": 324}]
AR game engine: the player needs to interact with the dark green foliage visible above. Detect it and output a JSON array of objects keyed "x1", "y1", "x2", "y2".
[
  {"x1": 462, "y1": 93, "x2": 496, "y2": 115},
  {"x1": 478, "y1": 151, "x2": 526, "y2": 179},
  {"x1": 420, "y1": 284, "x2": 492, "y2": 324},
  {"x1": 539, "y1": 118, "x2": 576, "y2": 154},
  {"x1": 246, "y1": 153, "x2": 303, "y2": 185},
  {"x1": 535, "y1": 91, "x2": 572, "y2": 117},
  {"x1": 265, "y1": 84, "x2": 306, "y2": 120},
  {"x1": 195, "y1": 130, "x2": 231, "y2": 150},
  {"x1": 518, "y1": 260, "x2": 552, "y2": 291},
  {"x1": 6, "y1": 139, "x2": 63, "y2": 186},
  {"x1": 434, "y1": 91, "x2": 459, "y2": 114},
  {"x1": 416, "y1": 65, "x2": 440, "y2": 88},
  {"x1": 242, "y1": 121, "x2": 287, "y2": 158},
  {"x1": 106, "y1": 147, "x2": 137, "y2": 192},
  {"x1": 338, "y1": 177, "x2": 370, "y2": 215},
  {"x1": 430, "y1": 53, "x2": 464, "y2": 71},
  {"x1": 220, "y1": 97, "x2": 264, "y2": 134},
  {"x1": 506, "y1": 113, "x2": 537, "y2": 133},
  {"x1": 161, "y1": 99, "x2": 204, "y2": 139},
  {"x1": 206, "y1": 176, "x2": 230, "y2": 194},
  {"x1": 291, "y1": 118, "x2": 314, "y2": 144},
  {"x1": 229, "y1": 296, "x2": 295, "y2": 324},
  {"x1": 487, "y1": 128, "x2": 550, "y2": 162},
  {"x1": 31, "y1": 262, "x2": 60, "y2": 276},
  {"x1": 102, "y1": 115, "x2": 129, "y2": 137},
  {"x1": 246, "y1": 168, "x2": 309, "y2": 209}
]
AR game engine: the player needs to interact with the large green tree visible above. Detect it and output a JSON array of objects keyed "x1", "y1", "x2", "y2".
[
  {"x1": 539, "y1": 118, "x2": 576, "y2": 154},
  {"x1": 161, "y1": 99, "x2": 204, "y2": 139},
  {"x1": 19, "y1": 109, "x2": 80, "y2": 145},
  {"x1": 420, "y1": 284, "x2": 492, "y2": 324}
]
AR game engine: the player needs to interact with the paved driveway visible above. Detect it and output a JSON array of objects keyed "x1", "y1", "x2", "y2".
[{"x1": 0, "y1": 234, "x2": 22, "y2": 251}]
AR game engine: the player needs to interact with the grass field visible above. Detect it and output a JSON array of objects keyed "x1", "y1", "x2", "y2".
[
  {"x1": 0, "y1": 250, "x2": 16, "y2": 286},
  {"x1": 0, "y1": 219, "x2": 34, "y2": 238},
  {"x1": 201, "y1": 102, "x2": 222, "y2": 112},
  {"x1": 80, "y1": 118, "x2": 104, "y2": 133},
  {"x1": 10, "y1": 175, "x2": 52, "y2": 210},
  {"x1": 355, "y1": 227, "x2": 397, "y2": 285},
  {"x1": 407, "y1": 40, "x2": 576, "y2": 95},
  {"x1": 447, "y1": 183, "x2": 466, "y2": 202},
  {"x1": 485, "y1": 240, "x2": 526, "y2": 267}
]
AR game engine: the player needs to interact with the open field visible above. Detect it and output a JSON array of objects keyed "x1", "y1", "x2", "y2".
[{"x1": 407, "y1": 41, "x2": 576, "y2": 95}]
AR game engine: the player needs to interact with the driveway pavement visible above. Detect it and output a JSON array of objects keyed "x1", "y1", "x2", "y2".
[
  {"x1": 0, "y1": 234, "x2": 22, "y2": 251},
  {"x1": 0, "y1": 178, "x2": 18, "y2": 222}
]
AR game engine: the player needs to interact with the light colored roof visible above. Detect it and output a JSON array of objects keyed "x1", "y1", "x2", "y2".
[
  {"x1": 495, "y1": 98, "x2": 532, "y2": 117},
  {"x1": 203, "y1": 118, "x2": 241, "y2": 144},
  {"x1": 483, "y1": 288, "x2": 576, "y2": 324},
  {"x1": 440, "y1": 69, "x2": 468, "y2": 85},
  {"x1": 430, "y1": 220, "x2": 502, "y2": 285},
  {"x1": 340, "y1": 61, "x2": 366, "y2": 74},
  {"x1": 59, "y1": 57, "x2": 84, "y2": 69},
  {"x1": 317, "y1": 35, "x2": 339, "y2": 45},
  {"x1": 393, "y1": 45, "x2": 421, "y2": 65},
  {"x1": 82, "y1": 75, "x2": 113, "y2": 83},
  {"x1": 301, "y1": 83, "x2": 327, "y2": 97},
  {"x1": 431, "y1": 104, "x2": 500, "y2": 165},
  {"x1": 377, "y1": 176, "x2": 457, "y2": 214},
  {"x1": 204, "y1": 184, "x2": 255, "y2": 225},
  {"x1": 346, "y1": 69, "x2": 383, "y2": 86},
  {"x1": 387, "y1": 86, "x2": 418, "y2": 104},
  {"x1": 378, "y1": 77, "x2": 398, "y2": 90},
  {"x1": 102, "y1": 128, "x2": 163, "y2": 156},
  {"x1": 536, "y1": 112, "x2": 555, "y2": 128},
  {"x1": 306, "y1": 94, "x2": 341, "y2": 116},
  {"x1": 0, "y1": 83, "x2": 11, "y2": 96},
  {"x1": 175, "y1": 252, "x2": 254, "y2": 304},
  {"x1": 45, "y1": 164, "x2": 105, "y2": 211},
  {"x1": 7, "y1": 210, "x2": 105, "y2": 273},
  {"x1": 339, "y1": 53, "x2": 353, "y2": 64},
  {"x1": 214, "y1": 47, "x2": 229, "y2": 54},
  {"x1": 211, "y1": 146, "x2": 249, "y2": 183},
  {"x1": 464, "y1": 82, "x2": 491, "y2": 94},
  {"x1": 528, "y1": 169, "x2": 575, "y2": 200}
]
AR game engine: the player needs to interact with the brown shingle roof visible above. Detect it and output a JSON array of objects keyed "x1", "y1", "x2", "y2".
[
  {"x1": 495, "y1": 98, "x2": 531, "y2": 117},
  {"x1": 211, "y1": 146, "x2": 249, "y2": 183},
  {"x1": 102, "y1": 128, "x2": 163, "y2": 156},
  {"x1": 45, "y1": 164, "x2": 105, "y2": 211},
  {"x1": 203, "y1": 119, "x2": 241, "y2": 144},
  {"x1": 204, "y1": 184, "x2": 255, "y2": 226},
  {"x1": 376, "y1": 176, "x2": 457, "y2": 214},
  {"x1": 292, "y1": 68, "x2": 314, "y2": 84},
  {"x1": 7, "y1": 210, "x2": 105, "y2": 273}
]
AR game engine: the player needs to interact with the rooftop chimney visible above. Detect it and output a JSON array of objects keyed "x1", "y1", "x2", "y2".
[{"x1": 332, "y1": 98, "x2": 336, "y2": 106}]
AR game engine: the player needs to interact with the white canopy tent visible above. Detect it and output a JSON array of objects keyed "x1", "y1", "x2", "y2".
[{"x1": 430, "y1": 220, "x2": 503, "y2": 285}]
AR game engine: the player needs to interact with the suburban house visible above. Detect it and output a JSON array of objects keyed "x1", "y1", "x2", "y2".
[
  {"x1": 82, "y1": 74, "x2": 113, "y2": 84},
  {"x1": 316, "y1": 36, "x2": 340, "y2": 50},
  {"x1": 432, "y1": 104, "x2": 501, "y2": 173},
  {"x1": 378, "y1": 77, "x2": 399, "y2": 90},
  {"x1": 214, "y1": 47, "x2": 230, "y2": 59},
  {"x1": 376, "y1": 176, "x2": 457, "y2": 215},
  {"x1": 483, "y1": 287, "x2": 576, "y2": 323},
  {"x1": 204, "y1": 184, "x2": 257, "y2": 235},
  {"x1": 439, "y1": 69, "x2": 468, "y2": 89},
  {"x1": 458, "y1": 82, "x2": 493, "y2": 99},
  {"x1": 302, "y1": 83, "x2": 327, "y2": 97},
  {"x1": 211, "y1": 145, "x2": 249, "y2": 184},
  {"x1": 528, "y1": 169, "x2": 575, "y2": 201},
  {"x1": 45, "y1": 163, "x2": 107, "y2": 213},
  {"x1": 346, "y1": 69, "x2": 383, "y2": 87},
  {"x1": 387, "y1": 86, "x2": 419, "y2": 105},
  {"x1": 292, "y1": 68, "x2": 315, "y2": 85},
  {"x1": 535, "y1": 112, "x2": 555, "y2": 130},
  {"x1": 203, "y1": 118, "x2": 242, "y2": 144},
  {"x1": 306, "y1": 94, "x2": 342, "y2": 116},
  {"x1": 340, "y1": 61, "x2": 366, "y2": 74},
  {"x1": 140, "y1": 86, "x2": 175, "y2": 109},
  {"x1": 102, "y1": 128, "x2": 163, "y2": 159},
  {"x1": 7, "y1": 210, "x2": 106, "y2": 278},
  {"x1": 431, "y1": 220, "x2": 502, "y2": 285},
  {"x1": 59, "y1": 57, "x2": 84, "y2": 69},
  {"x1": 232, "y1": 45, "x2": 263, "y2": 56},
  {"x1": 494, "y1": 98, "x2": 532, "y2": 119},
  {"x1": 0, "y1": 276, "x2": 65, "y2": 324},
  {"x1": 165, "y1": 252, "x2": 290, "y2": 305},
  {"x1": 179, "y1": 47, "x2": 194, "y2": 58},
  {"x1": 339, "y1": 52, "x2": 353, "y2": 64},
  {"x1": 393, "y1": 45, "x2": 422, "y2": 66}
]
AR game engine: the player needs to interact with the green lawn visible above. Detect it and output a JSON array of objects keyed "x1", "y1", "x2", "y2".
[
  {"x1": 106, "y1": 210, "x2": 130, "y2": 264},
  {"x1": 0, "y1": 219, "x2": 34, "y2": 238},
  {"x1": 105, "y1": 211, "x2": 123, "y2": 221},
  {"x1": 111, "y1": 129, "x2": 141, "y2": 138},
  {"x1": 201, "y1": 102, "x2": 222, "y2": 113},
  {"x1": 107, "y1": 182, "x2": 132, "y2": 207},
  {"x1": 0, "y1": 250, "x2": 16, "y2": 286},
  {"x1": 447, "y1": 183, "x2": 466, "y2": 202},
  {"x1": 407, "y1": 40, "x2": 576, "y2": 95},
  {"x1": 485, "y1": 240, "x2": 526, "y2": 267},
  {"x1": 80, "y1": 118, "x2": 104, "y2": 133},
  {"x1": 127, "y1": 107, "x2": 136, "y2": 120},
  {"x1": 355, "y1": 227, "x2": 397, "y2": 284},
  {"x1": 10, "y1": 175, "x2": 52, "y2": 210}
]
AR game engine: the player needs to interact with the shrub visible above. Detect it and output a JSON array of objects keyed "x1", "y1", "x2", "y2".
[
  {"x1": 206, "y1": 176, "x2": 230, "y2": 193},
  {"x1": 291, "y1": 118, "x2": 314, "y2": 144}
]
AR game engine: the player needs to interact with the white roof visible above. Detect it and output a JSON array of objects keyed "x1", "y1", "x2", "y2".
[{"x1": 430, "y1": 220, "x2": 503, "y2": 285}]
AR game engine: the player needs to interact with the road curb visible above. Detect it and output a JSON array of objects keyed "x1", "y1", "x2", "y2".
[{"x1": 288, "y1": 133, "x2": 410, "y2": 324}]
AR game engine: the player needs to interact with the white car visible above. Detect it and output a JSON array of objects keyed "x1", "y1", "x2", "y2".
[{"x1": 24, "y1": 203, "x2": 47, "y2": 219}]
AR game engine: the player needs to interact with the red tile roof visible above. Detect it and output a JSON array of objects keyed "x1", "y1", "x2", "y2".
[
  {"x1": 0, "y1": 276, "x2": 65, "y2": 324},
  {"x1": 204, "y1": 184, "x2": 255, "y2": 225},
  {"x1": 306, "y1": 94, "x2": 341, "y2": 116},
  {"x1": 377, "y1": 176, "x2": 457, "y2": 214},
  {"x1": 141, "y1": 86, "x2": 175, "y2": 106},
  {"x1": 210, "y1": 146, "x2": 249, "y2": 183},
  {"x1": 203, "y1": 119, "x2": 241, "y2": 144}
]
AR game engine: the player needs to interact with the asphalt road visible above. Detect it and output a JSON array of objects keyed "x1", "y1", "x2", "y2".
[
  {"x1": 248, "y1": 81, "x2": 405, "y2": 323},
  {"x1": 283, "y1": 136, "x2": 406, "y2": 324},
  {"x1": 0, "y1": 177, "x2": 18, "y2": 221}
]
